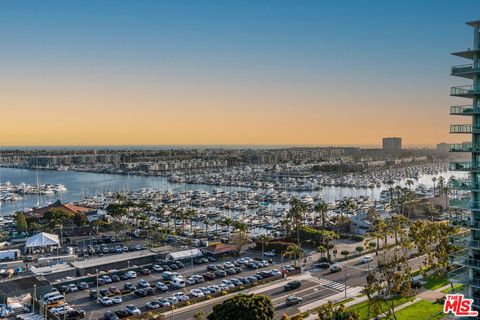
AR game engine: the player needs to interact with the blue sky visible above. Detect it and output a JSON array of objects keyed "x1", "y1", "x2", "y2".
[{"x1": 1, "y1": 0, "x2": 479, "y2": 146}]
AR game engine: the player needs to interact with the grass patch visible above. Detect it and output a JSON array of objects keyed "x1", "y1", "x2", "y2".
[
  {"x1": 331, "y1": 297, "x2": 355, "y2": 307},
  {"x1": 441, "y1": 283, "x2": 464, "y2": 294},
  {"x1": 347, "y1": 296, "x2": 414, "y2": 320},
  {"x1": 423, "y1": 274, "x2": 449, "y2": 290},
  {"x1": 394, "y1": 300, "x2": 443, "y2": 320}
]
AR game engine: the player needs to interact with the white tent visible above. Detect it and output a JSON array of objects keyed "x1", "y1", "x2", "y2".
[
  {"x1": 25, "y1": 232, "x2": 60, "y2": 248},
  {"x1": 165, "y1": 248, "x2": 203, "y2": 261}
]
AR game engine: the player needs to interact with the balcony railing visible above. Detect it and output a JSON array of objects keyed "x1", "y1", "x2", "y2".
[
  {"x1": 449, "y1": 179, "x2": 480, "y2": 191},
  {"x1": 450, "y1": 198, "x2": 480, "y2": 211},
  {"x1": 450, "y1": 124, "x2": 478, "y2": 134},
  {"x1": 448, "y1": 268, "x2": 480, "y2": 288},
  {"x1": 449, "y1": 162, "x2": 480, "y2": 171},
  {"x1": 450, "y1": 143, "x2": 480, "y2": 152},
  {"x1": 448, "y1": 213, "x2": 480, "y2": 229},
  {"x1": 451, "y1": 85, "x2": 480, "y2": 96},
  {"x1": 451, "y1": 63, "x2": 480, "y2": 75},
  {"x1": 450, "y1": 105, "x2": 480, "y2": 115}
]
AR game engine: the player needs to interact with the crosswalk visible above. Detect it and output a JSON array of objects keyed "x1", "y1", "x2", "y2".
[{"x1": 307, "y1": 276, "x2": 350, "y2": 292}]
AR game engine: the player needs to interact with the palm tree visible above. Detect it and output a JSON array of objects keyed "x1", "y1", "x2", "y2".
[
  {"x1": 259, "y1": 234, "x2": 271, "y2": 259},
  {"x1": 406, "y1": 179, "x2": 414, "y2": 191},
  {"x1": 283, "y1": 244, "x2": 303, "y2": 266},
  {"x1": 316, "y1": 245, "x2": 327, "y2": 260},
  {"x1": 432, "y1": 177, "x2": 437, "y2": 197},
  {"x1": 203, "y1": 220, "x2": 210, "y2": 238},
  {"x1": 314, "y1": 201, "x2": 329, "y2": 228}
]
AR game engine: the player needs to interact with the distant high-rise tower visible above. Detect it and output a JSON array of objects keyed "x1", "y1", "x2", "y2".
[
  {"x1": 382, "y1": 137, "x2": 402, "y2": 151},
  {"x1": 448, "y1": 19, "x2": 480, "y2": 312}
]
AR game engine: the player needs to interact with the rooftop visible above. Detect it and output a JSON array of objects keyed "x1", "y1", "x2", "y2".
[{"x1": 70, "y1": 250, "x2": 155, "y2": 269}]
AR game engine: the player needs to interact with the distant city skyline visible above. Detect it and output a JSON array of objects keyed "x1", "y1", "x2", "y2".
[{"x1": 1, "y1": 1, "x2": 479, "y2": 146}]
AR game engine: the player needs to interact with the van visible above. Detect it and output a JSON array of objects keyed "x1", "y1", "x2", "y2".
[
  {"x1": 170, "y1": 277, "x2": 185, "y2": 288},
  {"x1": 43, "y1": 292, "x2": 61, "y2": 303},
  {"x1": 46, "y1": 295, "x2": 65, "y2": 307}
]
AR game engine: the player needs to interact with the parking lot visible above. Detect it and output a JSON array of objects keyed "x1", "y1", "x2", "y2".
[{"x1": 57, "y1": 256, "x2": 293, "y2": 319}]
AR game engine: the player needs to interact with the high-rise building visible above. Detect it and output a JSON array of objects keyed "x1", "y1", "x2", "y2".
[
  {"x1": 448, "y1": 20, "x2": 480, "y2": 311},
  {"x1": 382, "y1": 137, "x2": 402, "y2": 151}
]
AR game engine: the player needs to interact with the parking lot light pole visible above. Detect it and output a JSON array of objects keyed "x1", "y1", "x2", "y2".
[
  {"x1": 32, "y1": 284, "x2": 36, "y2": 314},
  {"x1": 96, "y1": 268, "x2": 99, "y2": 303}
]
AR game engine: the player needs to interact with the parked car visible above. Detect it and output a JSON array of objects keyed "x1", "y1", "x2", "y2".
[
  {"x1": 146, "y1": 301, "x2": 160, "y2": 310},
  {"x1": 144, "y1": 287, "x2": 155, "y2": 295},
  {"x1": 141, "y1": 268, "x2": 151, "y2": 276},
  {"x1": 172, "y1": 292, "x2": 189, "y2": 302},
  {"x1": 64, "y1": 310, "x2": 86, "y2": 320},
  {"x1": 126, "y1": 271, "x2": 137, "y2": 279},
  {"x1": 103, "y1": 311, "x2": 118, "y2": 320},
  {"x1": 111, "y1": 296, "x2": 122, "y2": 304},
  {"x1": 124, "y1": 283, "x2": 136, "y2": 291},
  {"x1": 68, "y1": 284, "x2": 79, "y2": 293},
  {"x1": 190, "y1": 289, "x2": 205, "y2": 297},
  {"x1": 157, "y1": 297, "x2": 171, "y2": 307},
  {"x1": 207, "y1": 264, "x2": 218, "y2": 271},
  {"x1": 152, "y1": 265, "x2": 163, "y2": 272},
  {"x1": 214, "y1": 270, "x2": 227, "y2": 278},
  {"x1": 138, "y1": 279, "x2": 150, "y2": 288},
  {"x1": 101, "y1": 275, "x2": 113, "y2": 284},
  {"x1": 111, "y1": 275, "x2": 120, "y2": 282},
  {"x1": 203, "y1": 272, "x2": 216, "y2": 281},
  {"x1": 125, "y1": 304, "x2": 141, "y2": 316},
  {"x1": 134, "y1": 289, "x2": 148, "y2": 297},
  {"x1": 114, "y1": 310, "x2": 130, "y2": 319},
  {"x1": 285, "y1": 296, "x2": 302, "y2": 306},
  {"x1": 109, "y1": 287, "x2": 121, "y2": 295},
  {"x1": 284, "y1": 280, "x2": 302, "y2": 291},
  {"x1": 99, "y1": 297, "x2": 113, "y2": 306},
  {"x1": 78, "y1": 282, "x2": 89, "y2": 290},
  {"x1": 155, "y1": 281, "x2": 169, "y2": 292}
]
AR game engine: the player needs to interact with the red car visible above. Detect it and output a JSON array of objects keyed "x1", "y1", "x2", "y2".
[
  {"x1": 202, "y1": 272, "x2": 216, "y2": 281},
  {"x1": 109, "y1": 287, "x2": 121, "y2": 295},
  {"x1": 141, "y1": 269, "x2": 151, "y2": 276}
]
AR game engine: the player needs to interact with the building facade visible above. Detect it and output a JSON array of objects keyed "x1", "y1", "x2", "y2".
[
  {"x1": 448, "y1": 20, "x2": 480, "y2": 311},
  {"x1": 382, "y1": 137, "x2": 402, "y2": 151}
]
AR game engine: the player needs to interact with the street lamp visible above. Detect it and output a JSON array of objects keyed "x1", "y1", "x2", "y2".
[
  {"x1": 96, "y1": 269, "x2": 99, "y2": 303},
  {"x1": 32, "y1": 284, "x2": 36, "y2": 314}
]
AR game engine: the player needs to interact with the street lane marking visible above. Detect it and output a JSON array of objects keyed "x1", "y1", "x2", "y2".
[{"x1": 306, "y1": 277, "x2": 349, "y2": 292}]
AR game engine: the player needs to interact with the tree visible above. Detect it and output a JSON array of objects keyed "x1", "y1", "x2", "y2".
[
  {"x1": 317, "y1": 301, "x2": 359, "y2": 320},
  {"x1": 207, "y1": 294, "x2": 274, "y2": 320},
  {"x1": 259, "y1": 234, "x2": 271, "y2": 259},
  {"x1": 340, "y1": 250, "x2": 349, "y2": 259},
  {"x1": 14, "y1": 212, "x2": 28, "y2": 233},
  {"x1": 371, "y1": 218, "x2": 387, "y2": 256},
  {"x1": 194, "y1": 311, "x2": 205, "y2": 320},
  {"x1": 106, "y1": 203, "x2": 127, "y2": 219},
  {"x1": 73, "y1": 212, "x2": 87, "y2": 227},
  {"x1": 432, "y1": 176, "x2": 437, "y2": 196},
  {"x1": 283, "y1": 244, "x2": 303, "y2": 266},
  {"x1": 355, "y1": 246, "x2": 364, "y2": 254},
  {"x1": 314, "y1": 201, "x2": 329, "y2": 228}
]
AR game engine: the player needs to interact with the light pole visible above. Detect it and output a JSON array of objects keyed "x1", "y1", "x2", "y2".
[
  {"x1": 32, "y1": 284, "x2": 36, "y2": 314},
  {"x1": 96, "y1": 268, "x2": 99, "y2": 303},
  {"x1": 344, "y1": 265, "x2": 347, "y2": 298}
]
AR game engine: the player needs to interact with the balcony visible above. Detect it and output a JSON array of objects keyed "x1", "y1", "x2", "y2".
[
  {"x1": 449, "y1": 179, "x2": 480, "y2": 191},
  {"x1": 451, "y1": 64, "x2": 480, "y2": 78},
  {"x1": 451, "y1": 85, "x2": 480, "y2": 98},
  {"x1": 449, "y1": 267, "x2": 480, "y2": 288},
  {"x1": 450, "y1": 105, "x2": 480, "y2": 115},
  {"x1": 449, "y1": 143, "x2": 480, "y2": 152},
  {"x1": 450, "y1": 198, "x2": 480, "y2": 211},
  {"x1": 452, "y1": 48, "x2": 480, "y2": 60},
  {"x1": 449, "y1": 162, "x2": 480, "y2": 172},
  {"x1": 449, "y1": 124, "x2": 480, "y2": 134},
  {"x1": 449, "y1": 213, "x2": 480, "y2": 229}
]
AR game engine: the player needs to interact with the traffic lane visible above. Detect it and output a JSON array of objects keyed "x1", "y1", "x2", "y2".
[
  {"x1": 273, "y1": 287, "x2": 336, "y2": 319},
  {"x1": 70, "y1": 266, "x2": 289, "y2": 319},
  {"x1": 164, "y1": 282, "x2": 337, "y2": 320}
]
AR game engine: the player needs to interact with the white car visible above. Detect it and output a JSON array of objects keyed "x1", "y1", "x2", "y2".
[
  {"x1": 167, "y1": 297, "x2": 179, "y2": 305},
  {"x1": 138, "y1": 279, "x2": 150, "y2": 288},
  {"x1": 190, "y1": 289, "x2": 205, "y2": 297},
  {"x1": 99, "y1": 297, "x2": 113, "y2": 306},
  {"x1": 219, "y1": 283, "x2": 229, "y2": 291},
  {"x1": 362, "y1": 255, "x2": 373, "y2": 264},
  {"x1": 207, "y1": 285, "x2": 220, "y2": 293},
  {"x1": 152, "y1": 265, "x2": 163, "y2": 272},
  {"x1": 51, "y1": 305, "x2": 72, "y2": 315},
  {"x1": 125, "y1": 304, "x2": 141, "y2": 315},
  {"x1": 221, "y1": 280, "x2": 235, "y2": 289},
  {"x1": 126, "y1": 271, "x2": 137, "y2": 279},
  {"x1": 172, "y1": 292, "x2": 189, "y2": 302},
  {"x1": 264, "y1": 251, "x2": 275, "y2": 257},
  {"x1": 192, "y1": 275, "x2": 205, "y2": 283},
  {"x1": 111, "y1": 296, "x2": 122, "y2": 304},
  {"x1": 67, "y1": 284, "x2": 78, "y2": 292},
  {"x1": 224, "y1": 262, "x2": 235, "y2": 268}
]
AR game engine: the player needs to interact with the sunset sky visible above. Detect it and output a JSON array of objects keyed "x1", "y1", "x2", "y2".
[{"x1": 1, "y1": 0, "x2": 479, "y2": 147}]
